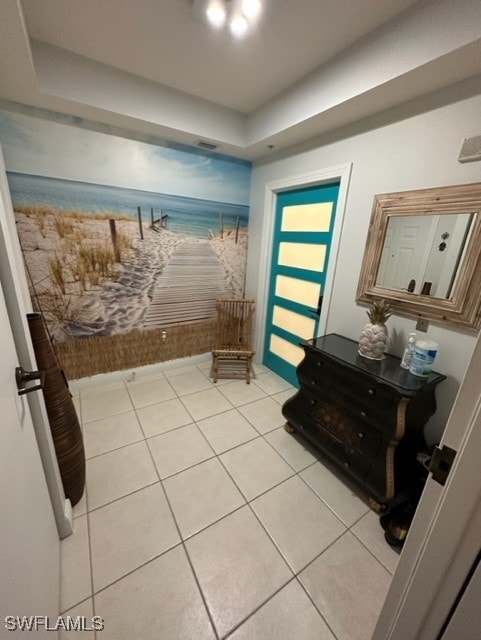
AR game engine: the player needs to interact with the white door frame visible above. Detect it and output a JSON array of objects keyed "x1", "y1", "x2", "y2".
[
  {"x1": 0, "y1": 146, "x2": 72, "y2": 538},
  {"x1": 254, "y1": 163, "x2": 352, "y2": 361},
  {"x1": 373, "y1": 330, "x2": 481, "y2": 639}
]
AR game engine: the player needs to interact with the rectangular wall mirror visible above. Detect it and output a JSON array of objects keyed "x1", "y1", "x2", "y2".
[{"x1": 356, "y1": 183, "x2": 481, "y2": 331}]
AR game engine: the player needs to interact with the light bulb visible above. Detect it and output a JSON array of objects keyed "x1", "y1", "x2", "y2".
[
  {"x1": 230, "y1": 14, "x2": 248, "y2": 37},
  {"x1": 241, "y1": 0, "x2": 261, "y2": 18},
  {"x1": 206, "y1": 1, "x2": 226, "y2": 28}
]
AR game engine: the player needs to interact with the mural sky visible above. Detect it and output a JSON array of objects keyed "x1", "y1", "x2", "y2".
[{"x1": 0, "y1": 109, "x2": 251, "y2": 205}]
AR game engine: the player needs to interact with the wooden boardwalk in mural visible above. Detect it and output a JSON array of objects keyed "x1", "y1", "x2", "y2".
[{"x1": 143, "y1": 241, "x2": 226, "y2": 327}]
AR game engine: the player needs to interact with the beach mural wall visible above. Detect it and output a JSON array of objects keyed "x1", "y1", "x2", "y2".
[{"x1": 0, "y1": 109, "x2": 251, "y2": 378}]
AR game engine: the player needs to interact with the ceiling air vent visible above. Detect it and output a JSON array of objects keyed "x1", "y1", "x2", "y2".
[
  {"x1": 196, "y1": 140, "x2": 218, "y2": 150},
  {"x1": 458, "y1": 135, "x2": 481, "y2": 163}
]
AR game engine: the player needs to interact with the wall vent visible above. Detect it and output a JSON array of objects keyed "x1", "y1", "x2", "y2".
[
  {"x1": 458, "y1": 135, "x2": 481, "y2": 163},
  {"x1": 196, "y1": 140, "x2": 218, "y2": 150}
]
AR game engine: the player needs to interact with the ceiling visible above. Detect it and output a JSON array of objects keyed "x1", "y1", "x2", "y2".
[
  {"x1": 19, "y1": 0, "x2": 421, "y2": 113},
  {"x1": 1, "y1": 0, "x2": 481, "y2": 160}
]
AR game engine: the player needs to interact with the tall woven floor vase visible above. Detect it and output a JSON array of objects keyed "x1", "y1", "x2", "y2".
[{"x1": 27, "y1": 313, "x2": 85, "y2": 506}]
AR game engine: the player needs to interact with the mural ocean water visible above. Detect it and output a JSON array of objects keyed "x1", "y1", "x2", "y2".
[{"x1": 8, "y1": 171, "x2": 249, "y2": 239}]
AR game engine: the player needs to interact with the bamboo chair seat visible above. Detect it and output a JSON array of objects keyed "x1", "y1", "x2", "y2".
[{"x1": 212, "y1": 298, "x2": 255, "y2": 383}]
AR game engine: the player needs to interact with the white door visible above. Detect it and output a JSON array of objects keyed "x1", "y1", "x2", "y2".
[
  {"x1": 0, "y1": 146, "x2": 70, "y2": 539},
  {"x1": 0, "y1": 277, "x2": 60, "y2": 637},
  {"x1": 0, "y1": 149, "x2": 61, "y2": 634},
  {"x1": 439, "y1": 555, "x2": 481, "y2": 639},
  {"x1": 373, "y1": 329, "x2": 481, "y2": 640}
]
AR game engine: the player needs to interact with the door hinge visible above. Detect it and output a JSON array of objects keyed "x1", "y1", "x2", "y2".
[{"x1": 429, "y1": 444, "x2": 457, "y2": 486}]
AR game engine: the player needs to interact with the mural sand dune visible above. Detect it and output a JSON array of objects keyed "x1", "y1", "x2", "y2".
[{"x1": 15, "y1": 207, "x2": 247, "y2": 341}]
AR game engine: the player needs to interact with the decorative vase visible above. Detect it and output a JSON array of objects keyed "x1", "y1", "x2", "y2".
[
  {"x1": 358, "y1": 321, "x2": 388, "y2": 360},
  {"x1": 358, "y1": 299, "x2": 391, "y2": 360},
  {"x1": 27, "y1": 313, "x2": 85, "y2": 506}
]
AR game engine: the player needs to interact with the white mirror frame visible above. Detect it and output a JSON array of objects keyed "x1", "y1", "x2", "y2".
[{"x1": 356, "y1": 182, "x2": 481, "y2": 332}]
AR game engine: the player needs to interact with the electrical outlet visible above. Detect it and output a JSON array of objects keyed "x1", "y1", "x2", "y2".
[
  {"x1": 161, "y1": 331, "x2": 167, "y2": 341},
  {"x1": 416, "y1": 318, "x2": 429, "y2": 332}
]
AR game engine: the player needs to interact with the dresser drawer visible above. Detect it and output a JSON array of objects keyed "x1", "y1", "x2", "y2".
[
  {"x1": 297, "y1": 414, "x2": 372, "y2": 484},
  {"x1": 341, "y1": 395, "x2": 391, "y2": 434},
  {"x1": 340, "y1": 369, "x2": 394, "y2": 410},
  {"x1": 339, "y1": 446, "x2": 371, "y2": 483},
  {"x1": 295, "y1": 390, "x2": 382, "y2": 459},
  {"x1": 298, "y1": 354, "x2": 340, "y2": 390},
  {"x1": 299, "y1": 354, "x2": 394, "y2": 417}
]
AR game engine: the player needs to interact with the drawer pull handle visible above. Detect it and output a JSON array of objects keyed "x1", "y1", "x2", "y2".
[
  {"x1": 311, "y1": 380, "x2": 317, "y2": 386},
  {"x1": 361, "y1": 410, "x2": 367, "y2": 418},
  {"x1": 317, "y1": 361, "x2": 323, "y2": 367},
  {"x1": 309, "y1": 399, "x2": 316, "y2": 406},
  {"x1": 358, "y1": 432, "x2": 364, "y2": 439},
  {"x1": 368, "y1": 388, "x2": 375, "y2": 395},
  {"x1": 344, "y1": 461, "x2": 350, "y2": 468}
]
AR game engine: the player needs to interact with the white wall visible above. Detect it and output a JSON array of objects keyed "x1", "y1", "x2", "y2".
[{"x1": 247, "y1": 91, "x2": 481, "y2": 444}]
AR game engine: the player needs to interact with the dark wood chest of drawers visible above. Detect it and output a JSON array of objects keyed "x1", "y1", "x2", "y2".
[{"x1": 282, "y1": 333, "x2": 446, "y2": 511}]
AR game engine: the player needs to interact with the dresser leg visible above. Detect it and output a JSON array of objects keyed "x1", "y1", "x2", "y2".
[
  {"x1": 368, "y1": 497, "x2": 388, "y2": 514},
  {"x1": 284, "y1": 422, "x2": 295, "y2": 433}
]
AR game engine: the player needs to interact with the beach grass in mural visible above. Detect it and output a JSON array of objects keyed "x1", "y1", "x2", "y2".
[{"x1": 1, "y1": 109, "x2": 251, "y2": 347}]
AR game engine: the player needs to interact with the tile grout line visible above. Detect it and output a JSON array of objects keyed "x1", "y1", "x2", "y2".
[
  {"x1": 84, "y1": 384, "x2": 347, "y2": 528},
  {"x1": 293, "y1": 572, "x2": 341, "y2": 640},
  {"x1": 220, "y1": 576, "x2": 300, "y2": 640},
  {"x1": 81, "y1": 461, "x2": 393, "y2": 610},
  {"x1": 143, "y1": 430, "x2": 221, "y2": 640},
  {"x1": 213, "y1": 424, "x2": 347, "y2": 639},
  {"x1": 81, "y1": 372, "x2": 221, "y2": 632},
  {"x1": 73, "y1": 364, "x2": 395, "y2": 638},
  {"x1": 84, "y1": 436, "x2": 148, "y2": 462},
  {"x1": 181, "y1": 401, "x2": 299, "y2": 639},
  {"x1": 80, "y1": 406, "x2": 138, "y2": 428},
  {"x1": 62, "y1": 426, "x2": 98, "y2": 640},
  {"x1": 202, "y1": 374, "x2": 380, "y2": 638},
  {"x1": 82, "y1": 542, "x2": 184, "y2": 599},
  {"x1": 167, "y1": 376, "x2": 296, "y2": 617},
  {"x1": 85, "y1": 480, "x2": 161, "y2": 515},
  {"x1": 100, "y1": 374, "x2": 300, "y2": 635},
  {"x1": 348, "y1": 526, "x2": 400, "y2": 576},
  {"x1": 176, "y1": 387, "x2": 235, "y2": 424},
  {"x1": 85, "y1": 493, "x2": 98, "y2": 640}
]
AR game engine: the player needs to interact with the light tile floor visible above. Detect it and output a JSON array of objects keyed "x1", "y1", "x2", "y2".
[{"x1": 65, "y1": 357, "x2": 399, "y2": 640}]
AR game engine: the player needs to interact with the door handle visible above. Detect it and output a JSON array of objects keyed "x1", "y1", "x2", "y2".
[
  {"x1": 309, "y1": 295, "x2": 324, "y2": 318},
  {"x1": 15, "y1": 366, "x2": 45, "y2": 396}
]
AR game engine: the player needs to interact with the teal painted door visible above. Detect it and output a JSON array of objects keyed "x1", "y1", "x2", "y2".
[{"x1": 263, "y1": 182, "x2": 340, "y2": 386}]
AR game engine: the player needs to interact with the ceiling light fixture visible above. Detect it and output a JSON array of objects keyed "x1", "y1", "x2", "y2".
[
  {"x1": 229, "y1": 14, "x2": 248, "y2": 37},
  {"x1": 241, "y1": 0, "x2": 261, "y2": 19},
  {"x1": 206, "y1": 1, "x2": 226, "y2": 28},
  {"x1": 203, "y1": 0, "x2": 263, "y2": 38}
]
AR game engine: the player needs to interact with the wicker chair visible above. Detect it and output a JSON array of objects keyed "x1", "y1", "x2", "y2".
[{"x1": 212, "y1": 298, "x2": 255, "y2": 383}]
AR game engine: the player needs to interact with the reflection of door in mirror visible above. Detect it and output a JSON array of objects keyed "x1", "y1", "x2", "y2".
[
  {"x1": 376, "y1": 213, "x2": 473, "y2": 298},
  {"x1": 377, "y1": 215, "x2": 434, "y2": 293},
  {"x1": 423, "y1": 213, "x2": 474, "y2": 297}
]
